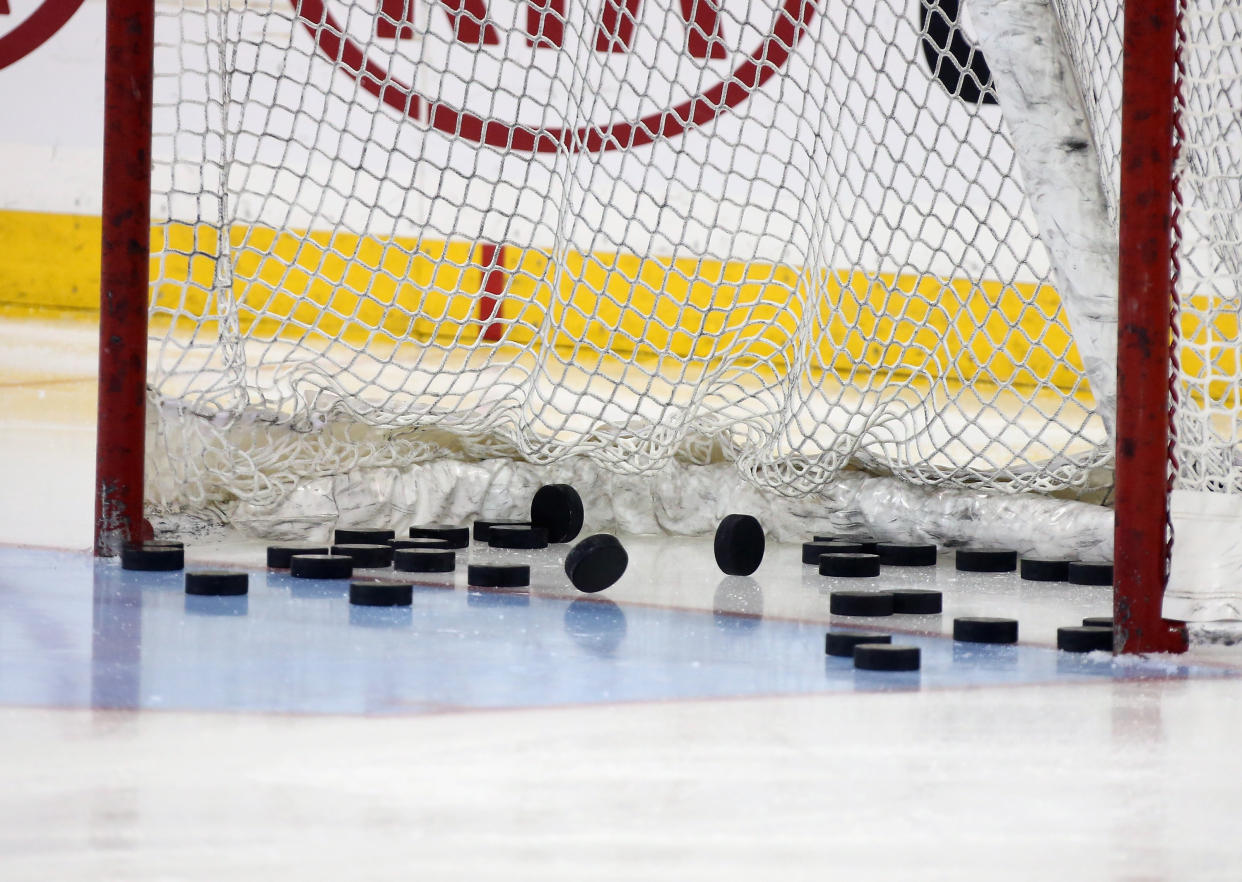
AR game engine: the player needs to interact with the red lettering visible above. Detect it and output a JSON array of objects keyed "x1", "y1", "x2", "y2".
[
  {"x1": 525, "y1": 0, "x2": 565, "y2": 49},
  {"x1": 376, "y1": 0, "x2": 500, "y2": 44},
  {"x1": 375, "y1": 0, "x2": 725, "y2": 58},
  {"x1": 0, "y1": 0, "x2": 10, "y2": 13}
]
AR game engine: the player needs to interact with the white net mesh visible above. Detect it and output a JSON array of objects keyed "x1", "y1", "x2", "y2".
[
  {"x1": 146, "y1": 0, "x2": 1120, "y2": 537},
  {"x1": 1164, "y1": 1, "x2": 1242, "y2": 620}
]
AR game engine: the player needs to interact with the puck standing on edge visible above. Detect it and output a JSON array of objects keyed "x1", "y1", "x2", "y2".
[
  {"x1": 714, "y1": 514, "x2": 765, "y2": 576},
  {"x1": 530, "y1": 484, "x2": 586, "y2": 543},
  {"x1": 564, "y1": 534, "x2": 629, "y2": 593},
  {"x1": 185, "y1": 571, "x2": 249, "y2": 596}
]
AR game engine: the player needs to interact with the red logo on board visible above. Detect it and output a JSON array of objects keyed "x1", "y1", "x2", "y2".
[
  {"x1": 0, "y1": 0, "x2": 87, "y2": 70},
  {"x1": 294, "y1": 0, "x2": 817, "y2": 152}
]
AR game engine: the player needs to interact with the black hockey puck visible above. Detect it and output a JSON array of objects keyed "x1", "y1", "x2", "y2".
[
  {"x1": 854, "y1": 644, "x2": 921, "y2": 671},
  {"x1": 876, "y1": 543, "x2": 938, "y2": 567},
  {"x1": 349, "y1": 580, "x2": 414, "y2": 606},
  {"x1": 714, "y1": 514, "x2": 765, "y2": 576},
  {"x1": 892, "y1": 588, "x2": 943, "y2": 614},
  {"x1": 120, "y1": 542, "x2": 184, "y2": 571},
  {"x1": 802, "y1": 541, "x2": 865, "y2": 564},
  {"x1": 830, "y1": 591, "x2": 895, "y2": 617},
  {"x1": 955, "y1": 548, "x2": 1018, "y2": 573},
  {"x1": 393, "y1": 548, "x2": 456, "y2": 573},
  {"x1": 1058, "y1": 625, "x2": 1113, "y2": 653},
  {"x1": 1068, "y1": 561, "x2": 1113, "y2": 586},
  {"x1": 564, "y1": 534, "x2": 628, "y2": 593},
  {"x1": 267, "y1": 544, "x2": 330, "y2": 568},
  {"x1": 333, "y1": 527, "x2": 395, "y2": 545},
  {"x1": 330, "y1": 543, "x2": 394, "y2": 568},
  {"x1": 290, "y1": 554, "x2": 354, "y2": 580},
  {"x1": 407, "y1": 524, "x2": 471, "y2": 549},
  {"x1": 530, "y1": 483, "x2": 585, "y2": 543},
  {"x1": 473, "y1": 519, "x2": 532, "y2": 542},
  {"x1": 819, "y1": 553, "x2": 881, "y2": 578},
  {"x1": 815, "y1": 535, "x2": 879, "y2": 553},
  {"x1": 184, "y1": 570, "x2": 248, "y2": 596},
  {"x1": 825, "y1": 631, "x2": 892, "y2": 657},
  {"x1": 1020, "y1": 557, "x2": 1071, "y2": 582},
  {"x1": 953, "y1": 616, "x2": 1019, "y2": 644},
  {"x1": 388, "y1": 537, "x2": 453, "y2": 551},
  {"x1": 467, "y1": 563, "x2": 531, "y2": 588},
  {"x1": 1082, "y1": 616, "x2": 1113, "y2": 628},
  {"x1": 488, "y1": 525, "x2": 550, "y2": 550}
]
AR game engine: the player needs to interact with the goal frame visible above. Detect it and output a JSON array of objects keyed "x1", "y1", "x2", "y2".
[{"x1": 94, "y1": 0, "x2": 1191, "y2": 653}]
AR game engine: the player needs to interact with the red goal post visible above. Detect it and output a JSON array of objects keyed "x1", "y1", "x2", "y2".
[{"x1": 95, "y1": 0, "x2": 1230, "y2": 654}]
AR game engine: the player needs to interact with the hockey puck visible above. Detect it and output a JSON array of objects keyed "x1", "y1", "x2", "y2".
[
  {"x1": 473, "y1": 519, "x2": 532, "y2": 542},
  {"x1": 876, "y1": 543, "x2": 938, "y2": 567},
  {"x1": 955, "y1": 548, "x2": 1018, "y2": 573},
  {"x1": 330, "y1": 543, "x2": 394, "y2": 568},
  {"x1": 825, "y1": 631, "x2": 892, "y2": 657},
  {"x1": 393, "y1": 548, "x2": 456, "y2": 573},
  {"x1": 467, "y1": 564, "x2": 530, "y2": 588},
  {"x1": 1020, "y1": 557, "x2": 1070, "y2": 582},
  {"x1": 184, "y1": 570, "x2": 249, "y2": 596},
  {"x1": 564, "y1": 534, "x2": 628, "y2": 593},
  {"x1": 488, "y1": 525, "x2": 550, "y2": 550},
  {"x1": 407, "y1": 524, "x2": 471, "y2": 549},
  {"x1": 854, "y1": 644, "x2": 921, "y2": 671},
  {"x1": 290, "y1": 554, "x2": 354, "y2": 580},
  {"x1": 714, "y1": 514, "x2": 765, "y2": 576},
  {"x1": 120, "y1": 542, "x2": 184, "y2": 571},
  {"x1": 1068, "y1": 561, "x2": 1113, "y2": 586},
  {"x1": 819, "y1": 553, "x2": 881, "y2": 578},
  {"x1": 333, "y1": 527, "x2": 395, "y2": 545},
  {"x1": 830, "y1": 591, "x2": 895, "y2": 617},
  {"x1": 892, "y1": 588, "x2": 943, "y2": 615},
  {"x1": 388, "y1": 537, "x2": 453, "y2": 551},
  {"x1": 530, "y1": 483, "x2": 585, "y2": 543},
  {"x1": 266, "y1": 544, "x2": 330, "y2": 568},
  {"x1": 1082, "y1": 615, "x2": 1113, "y2": 628},
  {"x1": 815, "y1": 535, "x2": 879, "y2": 553},
  {"x1": 802, "y1": 541, "x2": 865, "y2": 564},
  {"x1": 349, "y1": 580, "x2": 414, "y2": 606},
  {"x1": 953, "y1": 616, "x2": 1019, "y2": 644},
  {"x1": 1057, "y1": 625, "x2": 1113, "y2": 653}
]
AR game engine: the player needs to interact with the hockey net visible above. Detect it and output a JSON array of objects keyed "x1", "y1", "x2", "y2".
[{"x1": 134, "y1": 0, "x2": 1238, "y2": 600}]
